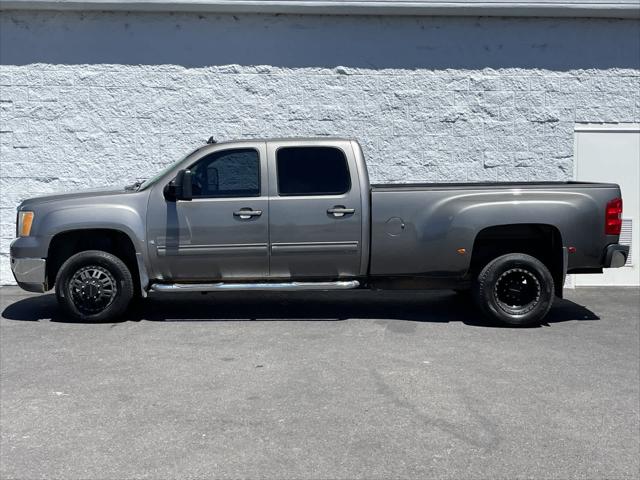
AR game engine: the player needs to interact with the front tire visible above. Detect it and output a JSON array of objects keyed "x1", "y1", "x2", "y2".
[
  {"x1": 472, "y1": 253, "x2": 554, "y2": 327},
  {"x1": 55, "y1": 250, "x2": 134, "y2": 322}
]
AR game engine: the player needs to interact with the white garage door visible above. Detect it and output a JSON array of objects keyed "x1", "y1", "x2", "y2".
[{"x1": 574, "y1": 124, "x2": 639, "y2": 287}]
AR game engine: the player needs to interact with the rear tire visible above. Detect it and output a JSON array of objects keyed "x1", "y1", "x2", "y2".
[
  {"x1": 55, "y1": 250, "x2": 134, "y2": 322},
  {"x1": 472, "y1": 253, "x2": 554, "y2": 327}
]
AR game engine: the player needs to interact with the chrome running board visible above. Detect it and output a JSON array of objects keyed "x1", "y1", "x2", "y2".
[{"x1": 149, "y1": 280, "x2": 360, "y2": 293}]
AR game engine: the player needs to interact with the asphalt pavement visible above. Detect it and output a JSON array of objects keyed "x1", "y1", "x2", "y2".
[{"x1": 1, "y1": 286, "x2": 638, "y2": 479}]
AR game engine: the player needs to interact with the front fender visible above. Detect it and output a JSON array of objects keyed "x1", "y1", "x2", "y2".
[{"x1": 38, "y1": 204, "x2": 147, "y2": 254}]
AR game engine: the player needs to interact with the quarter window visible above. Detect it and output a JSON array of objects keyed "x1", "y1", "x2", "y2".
[
  {"x1": 189, "y1": 149, "x2": 260, "y2": 198},
  {"x1": 276, "y1": 147, "x2": 351, "y2": 196}
]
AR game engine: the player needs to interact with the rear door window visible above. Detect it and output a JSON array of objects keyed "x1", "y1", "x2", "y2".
[{"x1": 276, "y1": 147, "x2": 351, "y2": 196}]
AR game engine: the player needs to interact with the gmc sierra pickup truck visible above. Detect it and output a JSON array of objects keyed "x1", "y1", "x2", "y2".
[{"x1": 11, "y1": 137, "x2": 629, "y2": 325}]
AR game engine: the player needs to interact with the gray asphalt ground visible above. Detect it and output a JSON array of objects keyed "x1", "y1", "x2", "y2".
[{"x1": 0, "y1": 286, "x2": 638, "y2": 479}]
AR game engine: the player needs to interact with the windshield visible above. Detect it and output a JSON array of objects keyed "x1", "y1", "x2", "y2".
[{"x1": 138, "y1": 146, "x2": 205, "y2": 191}]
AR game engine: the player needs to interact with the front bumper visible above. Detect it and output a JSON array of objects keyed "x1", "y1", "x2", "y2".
[
  {"x1": 10, "y1": 257, "x2": 47, "y2": 293},
  {"x1": 603, "y1": 244, "x2": 629, "y2": 268}
]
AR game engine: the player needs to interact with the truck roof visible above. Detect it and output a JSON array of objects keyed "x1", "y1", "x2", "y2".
[{"x1": 207, "y1": 137, "x2": 357, "y2": 146}]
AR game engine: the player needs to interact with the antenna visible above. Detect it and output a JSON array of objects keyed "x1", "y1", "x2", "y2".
[{"x1": 206, "y1": 136, "x2": 217, "y2": 144}]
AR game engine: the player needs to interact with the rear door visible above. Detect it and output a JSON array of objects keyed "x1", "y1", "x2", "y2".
[{"x1": 267, "y1": 140, "x2": 362, "y2": 279}]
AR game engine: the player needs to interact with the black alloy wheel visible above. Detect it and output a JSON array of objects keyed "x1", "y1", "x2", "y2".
[
  {"x1": 493, "y1": 267, "x2": 541, "y2": 316},
  {"x1": 68, "y1": 265, "x2": 118, "y2": 315}
]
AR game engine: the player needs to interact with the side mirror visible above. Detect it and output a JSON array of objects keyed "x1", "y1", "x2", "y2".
[{"x1": 163, "y1": 169, "x2": 193, "y2": 201}]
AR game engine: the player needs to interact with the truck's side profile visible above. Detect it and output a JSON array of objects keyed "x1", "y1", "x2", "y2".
[{"x1": 10, "y1": 138, "x2": 629, "y2": 326}]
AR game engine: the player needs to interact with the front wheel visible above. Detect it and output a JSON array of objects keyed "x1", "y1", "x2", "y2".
[
  {"x1": 55, "y1": 250, "x2": 134, "y2": 322},
  {"x1": 472, "y1": 253, "x2": 554, "y2": 327}
]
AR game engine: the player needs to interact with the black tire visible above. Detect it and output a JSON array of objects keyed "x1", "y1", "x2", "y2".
[
  {"x1": 472, "y1": 253, "x2": 554, "y2": 327},
  {"x1": 55, "y1": 250, "x2": 134, "y2": 322}
]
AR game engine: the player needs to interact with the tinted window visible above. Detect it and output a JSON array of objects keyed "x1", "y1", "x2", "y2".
[
  {"x1": 277, "y1": 147, "x2": 350, "y2": 196},
  {"x1": 190, "y1": 149, "x2": 260, "y2": 198}
]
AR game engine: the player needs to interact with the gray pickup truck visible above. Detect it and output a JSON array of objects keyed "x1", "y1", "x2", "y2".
[{"x1": 11, "y1": 137, "x2": 629, "y2": 325}]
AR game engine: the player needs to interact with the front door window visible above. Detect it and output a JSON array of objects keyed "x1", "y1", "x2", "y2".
[{"x1": 190, "y1": 148, "x2": 260, "y2": 198}]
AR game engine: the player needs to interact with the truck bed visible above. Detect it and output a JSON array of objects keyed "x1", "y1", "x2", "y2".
[{"x1": 369, "y1": 180, "x2": 622, "y2": 277}]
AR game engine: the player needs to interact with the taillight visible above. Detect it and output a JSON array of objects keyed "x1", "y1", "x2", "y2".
[{"x1": 605, "y1": 198, "x2": 623, "y2": 235}]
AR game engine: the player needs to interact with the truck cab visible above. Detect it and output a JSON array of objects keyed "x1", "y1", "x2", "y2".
[{"x1": 145, "y1": 138, "x2": 369, "y2": 282}]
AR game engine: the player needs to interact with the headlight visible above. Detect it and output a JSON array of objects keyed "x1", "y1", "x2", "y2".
[{"x1": 17, "y1": 211, "x2": 34, "y2": 237}]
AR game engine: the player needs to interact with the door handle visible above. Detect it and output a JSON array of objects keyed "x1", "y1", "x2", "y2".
[
  {"x1": 327, "y1": 206, "x2": 355, "y2": 218},
  {"x1": 233, "y1": 208, "x2": 263, "y2": 220}
]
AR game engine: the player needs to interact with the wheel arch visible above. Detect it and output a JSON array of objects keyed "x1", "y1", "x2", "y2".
[
  {"x1": 469, "y1": 223, "x2": 564, "y2": 297},
  {"x1": 47, "y1": 228, "x2": 146, "y2": 296}
]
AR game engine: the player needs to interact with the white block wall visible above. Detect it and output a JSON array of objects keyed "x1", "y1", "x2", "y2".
[{"x1": 1, "y1": 11, "x2": 639, "y2": 284}]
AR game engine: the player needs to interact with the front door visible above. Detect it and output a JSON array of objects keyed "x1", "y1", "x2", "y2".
[
  {"x1": 267, "y1": 141, "x2": 363, "y2": 279},
  {"x1": 146, "y1": 143, "x2": 270, "y2": 281}
]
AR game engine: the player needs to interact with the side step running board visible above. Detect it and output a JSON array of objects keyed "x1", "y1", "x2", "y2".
[{"x1": 149, "y1": 280, "x2": 360, "y2": 293}]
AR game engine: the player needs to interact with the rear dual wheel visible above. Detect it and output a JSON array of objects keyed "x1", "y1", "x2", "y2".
[
  {"x1": 55, "y1": 250, "x2": 134, "y2": 322},
  {"x1": 472, "y1": 253, "x2": 555, "y2": 327}
]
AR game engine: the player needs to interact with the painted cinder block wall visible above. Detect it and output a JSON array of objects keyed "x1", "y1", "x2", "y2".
[{"x1": 0, "y1": 11, "x2": 639, "y2": 284}]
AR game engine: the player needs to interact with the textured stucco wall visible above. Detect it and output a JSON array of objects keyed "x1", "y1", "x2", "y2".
[{"x1": 1, "y1": 11, "x2": 639, "y2": 284}]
